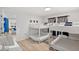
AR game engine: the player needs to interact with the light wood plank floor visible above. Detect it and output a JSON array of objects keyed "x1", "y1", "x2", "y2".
[{"x1": 17, "y1": 38, "x2": 49, "y2": 51}]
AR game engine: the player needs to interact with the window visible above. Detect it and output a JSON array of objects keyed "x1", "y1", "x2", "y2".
[
  {"x1": 48, "y1": 17, "x2": 56, "y2": 23},
  {"x1": 57, "y1": 16, "x2": 68, "y2": 23}
]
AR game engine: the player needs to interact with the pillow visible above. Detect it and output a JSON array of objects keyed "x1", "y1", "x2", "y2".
[
  {"x1": 59, "y1": 23, "x2": 65, "y2": 26},
  {"x1": 57, "y1": 35, "x2": 68, "y2": 40}
]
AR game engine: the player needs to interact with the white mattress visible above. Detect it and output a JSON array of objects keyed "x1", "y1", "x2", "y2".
[
  {"x1": 29, "y1": 34, "x2": 49, "y2": 41},
  {"x1": 50, "y1": 35, "x2": 79, "y2": 51}
]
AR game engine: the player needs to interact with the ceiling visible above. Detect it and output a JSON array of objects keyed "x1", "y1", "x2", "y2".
[{"x1": 0, "y1": 7, "x2": 79, "y2": 17}]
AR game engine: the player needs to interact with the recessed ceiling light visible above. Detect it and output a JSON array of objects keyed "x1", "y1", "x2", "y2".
[{"x1": 45, "y1": 7, "x2": 51, "y2": 11}]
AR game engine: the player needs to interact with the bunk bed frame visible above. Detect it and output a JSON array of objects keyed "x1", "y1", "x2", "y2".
[{"x1": 29, "y1": 24, "x2": 49, "y2": 42}]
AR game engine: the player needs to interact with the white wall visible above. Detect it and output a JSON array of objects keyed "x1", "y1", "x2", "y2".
[{"x1": 16, "y1": 15, "x2": 28, "y2": 41}]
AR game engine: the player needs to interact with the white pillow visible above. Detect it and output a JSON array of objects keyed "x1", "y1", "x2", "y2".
[
  {"x1": 59, "y1": 35, "x2": 68, "y2": 39},
  {"x1": 59, "y1": 23, "x2": 65, "y2": 26}
]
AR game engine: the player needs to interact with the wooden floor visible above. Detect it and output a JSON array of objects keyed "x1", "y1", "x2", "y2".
[{"x1": 18, "y1": 38, "x2": 49, "y2": 51}]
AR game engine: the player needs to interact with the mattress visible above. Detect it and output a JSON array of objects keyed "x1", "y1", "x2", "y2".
[
  {"x1": 50, "y1": 35, "x2": 79, "y2": 51},
  {"x1": 29, "y1": 34, "x2": 49, "y2": 41}
]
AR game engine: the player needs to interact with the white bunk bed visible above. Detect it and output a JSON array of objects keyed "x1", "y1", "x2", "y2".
[
  {"x1": 49, "y1": 22, "x2": 79, "y2": 51},
  {"x1": 29, "y1": 24, "x2": 49, "y2": 41}
]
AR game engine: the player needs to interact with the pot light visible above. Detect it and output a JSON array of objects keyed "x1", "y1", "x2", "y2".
[{"x1": 45, "y1": 7, "x2": 51, "y2": 11}]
